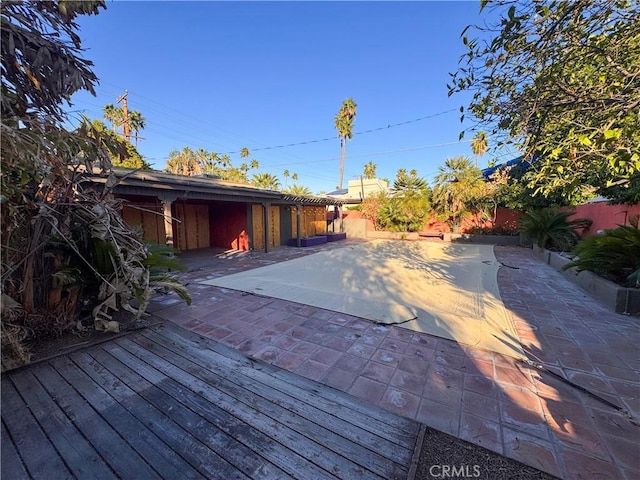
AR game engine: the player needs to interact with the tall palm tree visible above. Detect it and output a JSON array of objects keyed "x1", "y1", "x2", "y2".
[
  {"x1": 471, "y1": 131, "x2": 488, "y2": 167},
  {"x1": 251, "y1": 172, "x2": 281, "y2": 190},
  {"x1": 334, "y1": 98, "x2": 357, "y2": 190},
  {"x1": 283, "y1": 169, "x2": 290, "y2": 186},
  {"x1": 165, "y1": 147, "x2": 203, "y2": 176}
]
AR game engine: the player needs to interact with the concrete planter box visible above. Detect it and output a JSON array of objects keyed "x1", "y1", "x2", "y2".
[
  {"x1": 444, "y1": 233, "x2": 523, "y2": 245},
  {"x1": 287, "y1": 235, "x2": 328, "y2": 247},
  {"x1": 325, "y1": 232, "x2": 347, "y2": 242},
  {"x1": 532, "y1": 246, "x2": 640, "y2": 315}
]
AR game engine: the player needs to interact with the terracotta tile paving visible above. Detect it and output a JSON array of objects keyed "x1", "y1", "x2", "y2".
[{"x1": 148, "y1": 241, "x2": 640, "y2": 479}]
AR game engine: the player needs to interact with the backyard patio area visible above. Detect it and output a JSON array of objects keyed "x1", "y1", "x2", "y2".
[
  {"x1": 157, "y1": 239, "x2": 639, "y2": 479},
  {"x1": 2, "y1": 239, "x2": 638, "y2": 479}
]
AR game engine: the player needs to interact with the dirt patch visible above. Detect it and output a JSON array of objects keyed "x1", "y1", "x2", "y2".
[{"x1": 413, "y1": 427, "x2": 557, "y2": 479}]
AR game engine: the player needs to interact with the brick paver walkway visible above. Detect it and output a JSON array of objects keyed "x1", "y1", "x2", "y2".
[{"x1": 148, "y1": 240, "x2": 639, "y2": 479}]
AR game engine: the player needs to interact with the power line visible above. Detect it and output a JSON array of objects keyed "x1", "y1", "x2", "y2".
[
  {"x1": 220, "y1": 109, "x2": 458, "y2": 155},
  {"x1": 262, "y1": 140, "x2": 471, "y2": 168}
]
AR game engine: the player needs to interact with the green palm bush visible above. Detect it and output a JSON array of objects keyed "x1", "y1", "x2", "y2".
[
  {"x1": 563, "y1": 217, "x2": 640, "y2": 287},
  {"x1": 144, "y1": 243, "x2": 191, "y2": 304},
  {"x1": 519, "y1": 208, "x2": 592, "y2": 251}
]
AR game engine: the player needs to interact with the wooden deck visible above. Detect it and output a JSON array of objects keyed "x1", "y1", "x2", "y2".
[{"x1": 1, "y1": 322, "x2": 421, "y2": 479}]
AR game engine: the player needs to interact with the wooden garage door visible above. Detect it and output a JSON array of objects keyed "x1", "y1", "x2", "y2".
[
  {"x1": 175, "y1": 203, "x2": 210, "y2": 250},
  {"x1": 122, "y1": 204, "x2": 164, "y2": 245},
  {"x1": 268, "y1": 206, "x2": 280, "y2": 248},
  {"x1": 252, "y1": 204, "x2": 265, "y2": 251},
  {"x1": 252, "y1": 205, "x2": 280, "y2": 250}
]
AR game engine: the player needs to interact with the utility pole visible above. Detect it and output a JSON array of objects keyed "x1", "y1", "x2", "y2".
[{"x1": 116, "y1": 90, "x2": 130, "y2": 143}]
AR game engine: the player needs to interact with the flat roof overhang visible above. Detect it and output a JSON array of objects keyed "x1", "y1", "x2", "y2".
[{"x1": 79, "y1": 167, "x2": 342, "y2": 206}]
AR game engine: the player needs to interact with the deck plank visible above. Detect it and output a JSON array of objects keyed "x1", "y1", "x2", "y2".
[
  {"x1": 50, "y1": 354, "x2": 206, "y2": 480},
  {"x1": 102, "y1": 340, "x2": 347, "y2": 480},
  {"x1": 1, "y1": 377, "x2": 73, "y2": 479},
  {"x1": 85, "y1": 347, "x2": 286, "y2": 480},
  {"x1": 119, "y1": 334, "x2": 403, "y2": 479},
  {"x1": 1, "y1": 419, "x2": 30, "y2": 480},
  {"x1": 1, "y1": 322, "x2": 420, "y2": 480},
  {"x1": 139, "y1": 327, "x2": 415, "y2": 468},
  {"x1": 30, "y1": 362, "x2": 159, "y2": 480},
  {"x1": 148, "y1": 322, "x2": 418, "y2": 443},
  {"x1": 9, "y1": 368, "x2": 115, "y2": 479}
]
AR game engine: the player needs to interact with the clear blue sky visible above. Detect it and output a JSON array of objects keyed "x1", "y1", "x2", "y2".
[{"x1": 68, "y1": 1, "x2": 515, "y2": 194}]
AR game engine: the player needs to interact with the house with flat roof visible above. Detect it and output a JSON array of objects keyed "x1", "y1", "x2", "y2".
[{"x1": 81, "y1": 168, "x2": 341, "y2": 252}]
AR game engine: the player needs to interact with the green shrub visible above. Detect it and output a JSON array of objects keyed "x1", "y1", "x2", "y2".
[
  {"x1": 519, "y1": 208, "x2": 591, "y2": 250},
  {"x1": 563, "y1": 217, "x2": 640, "y2": 287}
]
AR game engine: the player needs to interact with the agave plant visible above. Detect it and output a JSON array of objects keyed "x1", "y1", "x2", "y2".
[
  {"x1": 519, "y1": 208, "x2": 592, "y2": 251},
  {"x1": 563, "y1": 217, "x2": 640, "y2": 287}
]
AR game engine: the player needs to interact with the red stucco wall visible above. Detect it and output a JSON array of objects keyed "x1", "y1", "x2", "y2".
[
  {"x1": 209, "y1": 202, "x2": 249, "y2": 250},
  {"x1": 345, "y1": 202, "x2": 640, "y2": 237},
  {"x1": 569, "y1": 202, "x2": 640, "y2": 236}
]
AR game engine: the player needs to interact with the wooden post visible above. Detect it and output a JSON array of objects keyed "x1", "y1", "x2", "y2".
[
  {"x1": 116, "y1": 90, "x2": 130, "y2": 143},
  {"x1": 160, "y1": 195, "x2": 177, "y2": 248}
]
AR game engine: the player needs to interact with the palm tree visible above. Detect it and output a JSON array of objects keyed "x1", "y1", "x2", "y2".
[
  {"x1": 103, "y1": 103, "x2": 123, "y2": 132},
  {"x1": 240, "y1": 147, "x2": 250, "y2": 159},
  {"x1": 283, "y1": 184, "x2": 312, "y2": 196},
  {"x1": 165, "y1": 147, "x2": 203, "y2": 176},
  {"x1": 432, "y1": 156, "x2": 486, "y2": 231},
  {"x1": 334, "y1": 98, "x2": 357, "y2": 190},
  {"x1": 283, "y1": 169, "x2": 290, "y2": 186},
  {"x1": 471, "y1": 131, "x2": 488, "y2": 167},
  {"x1": 250, "y1": 159, "x2": 259, "y2": 169},
  {"x1": 292, "y1": 172, "x2": 298, "y2": 182},
  {"x1": 219, "y1": 154, "x2": 231, "y2": 168},
  {"x1": 128, "y1": 110, "x2": 146, "y2": 147},
  {"x1": 196, "y1": 149, "x2": 217, "y2": 175},
  {"x1": 363, "y1": 161, "x2": 377, "y2": 179},
  {"x1": 251, "y1": 173, "x2": 281, "y2": 190}
]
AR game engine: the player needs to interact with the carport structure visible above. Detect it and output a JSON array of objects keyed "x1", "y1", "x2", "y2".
[{"x1": 82, "y1": 168, "x2": 340, "y2": 252}]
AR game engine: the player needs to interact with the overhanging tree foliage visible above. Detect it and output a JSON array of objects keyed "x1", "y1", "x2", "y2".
[
  {"x1": 449, "y1": 0, "x2": 640, "y2": 202},
  {"x1": 1, "y1": 1, "x2": 188, "y2": 370}
]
